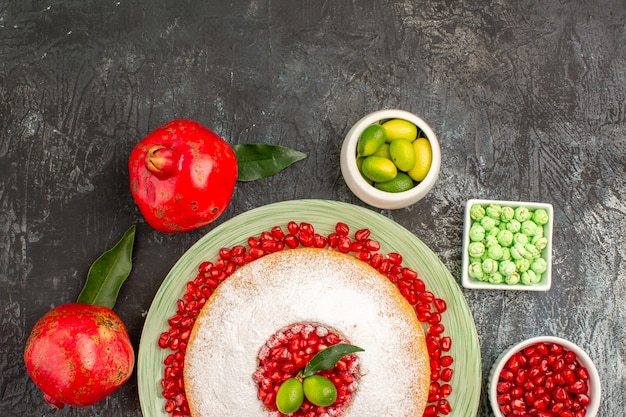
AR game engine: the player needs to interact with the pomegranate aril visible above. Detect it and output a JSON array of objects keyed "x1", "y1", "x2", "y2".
[
  {"x1": 158, "y1": 332, "x2": 170, "y2": 349},
  {"x1": 568, "y1": 379, "x2": 587, "y2": 394},
  {"x1": 364, "y1": 238, "x2": 380, "y2": 251},
  {"x1": 287, "y1": 221, "x2": 299, "y2": 234},
  {"x1": 577, "y1": 366, "x2": 590, "y2": 380},
  {"x1": 337, "y1": 238, "x2": 354, "y2": 255},
  {"x1": 354, "y1": 228, "x2": 370, "y2": 241},
  {"x1": 440, "y1": 336, "x2": 452, "y2": 351},
  {"x1": 300, "y1": 222, "x2": 314, "y2": 235},
  {"x1": 284, "y1": 234, "x2": 299, "y2": 248},
  {"x1": 436, "y1": 399, "x2": 452, "y2": 415},
  {"x1": 335, "y1": 222, "x2": 350, "y2": 236},
  {"x1": 497, "y1": 381, "x2": 512, "y2": 393},
  {"x1": 440, "y1": 367, "x2": 453, "y2": 382},
  {"x1": 387, "y1": 252, "x2": 402, "y2": 264}
]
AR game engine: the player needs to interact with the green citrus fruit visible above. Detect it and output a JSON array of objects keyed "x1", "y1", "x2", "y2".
[
  {"x1": 372, "y1": 142, "x2": 391, "y2": 159},
  {"x1": 303, "y1": 375, "x2": 337, "y2": 407},
  {"x1": 382, "y1": 119, "x2": 418, "y2": 142},
  {"x1": 389, "y1": 139, "x2": 416, "y2": 171},
  {"x1": 375, "y1": 172, "x2": 415, "y2": 193},
  {"x1": 407, "y1": 138, "x2": 432, "y2": 182},
  {"x1": 357, "y1": 124, "x2": 386, "y2": 156},
  {"x1": 276, "y1": 377, "x2": 304, "y2": 414},
  {"x1": 361, "y1": 156, "x2": 397, "y2": 183}
]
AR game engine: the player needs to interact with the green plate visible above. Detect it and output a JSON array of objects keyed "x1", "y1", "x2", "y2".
[{"x1": 138, "y1": 199, "x2": 481, "y2": 417}]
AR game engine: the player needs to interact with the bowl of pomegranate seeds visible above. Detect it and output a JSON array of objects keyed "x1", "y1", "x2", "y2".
[{"x1": 489, "y1": 336, "x2": 601, "y2": 417}]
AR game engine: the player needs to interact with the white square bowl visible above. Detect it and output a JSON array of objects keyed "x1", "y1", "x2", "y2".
[{"x1": 461, "y1": 199, "x2": 554, "y2": 291}]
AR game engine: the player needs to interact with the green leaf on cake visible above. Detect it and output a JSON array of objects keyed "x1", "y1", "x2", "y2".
[{"x1": 301, "y1": 343, "x2": 364, "y2": 378}]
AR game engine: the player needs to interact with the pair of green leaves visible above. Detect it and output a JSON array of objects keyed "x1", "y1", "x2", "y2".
[{"x1": 233, "y1": 144, "x2": 307, "y2": 182}]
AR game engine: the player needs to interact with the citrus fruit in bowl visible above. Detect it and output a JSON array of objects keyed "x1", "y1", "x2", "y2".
[{"x1": 340, "y1": 109, "x2": 441, "y2": 209}]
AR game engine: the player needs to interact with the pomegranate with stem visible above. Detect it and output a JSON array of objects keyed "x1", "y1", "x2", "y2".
[{"x1": 24, "y1": 225, "x2": 136, "y2": 409}]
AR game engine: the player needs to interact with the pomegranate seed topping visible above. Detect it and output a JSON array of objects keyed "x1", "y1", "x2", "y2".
[
  {"x1": 387, "y1": 252, "x2": 402, "y2": 264},
  {"x1": 287, "y1": 221, "x2": 300, "y2": 234},
  {"x1": 440, "y1": 368, "x2": 453, "y2": 382},
  {"x1": 255, "y1": 323, "x2": 359, "y2": 415},
  {"x1": 300, "y1": 222, "x2": 314, "y2": 235},
  {"x1": 271, "y1": 226, "x2": 285, "y2": 239},
  {"x1": 334, "y1": 222, "x2": 350, "y2": 236},
  {"x1": 354, "y1": 228, "x2": 370, "y2": 242},
  {"x1": 439, "y1": 336, "x2": 451, "y2": 352},
  {"x1": 334, "y1": 236, "x2": 349, "y2": 253},
  {"x1": 364, "y1": 239, "x2": 380, "y2": 251},
  {"x1": 158, "y1": 222, "x2": 455, "y2": 417}
]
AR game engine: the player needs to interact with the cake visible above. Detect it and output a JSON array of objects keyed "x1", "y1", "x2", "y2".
[{"x1": 184, "y1": 247, "x2": 431, "y2": 416}]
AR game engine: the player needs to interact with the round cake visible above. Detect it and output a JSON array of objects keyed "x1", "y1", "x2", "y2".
[{"x1": 184, "y1": 247, "x2": 430, "y2": 416}]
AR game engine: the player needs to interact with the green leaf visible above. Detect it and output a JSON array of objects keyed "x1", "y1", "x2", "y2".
[
  {"x1": 233, "y1": 143, "x2": 307, "y2": 182},
  {"x1": 76, "y1": 225, "x2": 136, "y2": 309},
  {"x1": 301, "y1": 343, "x2": 364, "y2": 378}
]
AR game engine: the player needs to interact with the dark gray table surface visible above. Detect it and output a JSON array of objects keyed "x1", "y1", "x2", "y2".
[{"x1": 1, "y1": 1, "x2": 624, "y2": 416}]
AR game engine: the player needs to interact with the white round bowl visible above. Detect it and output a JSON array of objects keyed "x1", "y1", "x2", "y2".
[
  {"x1": 489, "y1": 336, "x2": 601, "y2": 417},
  {"x1": 340, "y1": 109, "x2": 441, "y2": 210}
]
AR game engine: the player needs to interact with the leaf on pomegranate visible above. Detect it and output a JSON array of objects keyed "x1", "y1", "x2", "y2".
[
  {"x1": 76, "y1": 225, "x2": 136, "y2": 309},
  {"x1": 233, "y1": 144, "x2": 307, "y2": 182},
  {"x1": 301, "y1": 343, "x2": 364, "y2": 378}
]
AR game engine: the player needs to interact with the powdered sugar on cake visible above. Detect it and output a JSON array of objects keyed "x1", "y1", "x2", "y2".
[{"x1": 184, "y1": 248, "x2": 430, "y2": 416}]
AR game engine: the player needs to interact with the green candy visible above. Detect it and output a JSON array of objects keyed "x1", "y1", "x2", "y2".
[
  {"x1": 468, "y1": 262, "x2": 484, "y2": 280},
  {"x1": 532, "y1": 208, "x2": 549, "y2": 225},
  {"x1": 470, "y1": 204, "x2": 485, "y2": 221},
  {"x1": 469, "y1": 224, "x2": 486, "y2": 242},
  {"x1": 514, "y1": 206, "x2": 531, "y2": 222},
  {"x1": 500, "y1": 206, "x2": 515, "y2": 222},
  {"x1": 515, "y1": 258, "x2": 530, "y2": 273},
  {"x1": 521, "y1": 270, "x2": 539, "y2": 285},
  {"x1": 468, "y1": 242, "x2": 485, "y2": 257},
  {"x1": 486, "y1": 204, "x2": 502, "y2": 219},
  {"x1": 532, "y1": 236, "x2": 548, "y2": 250},
  {"x1": 484, "y1": 235, "x2": 498, "y2": 247},
  {"x1": 513, "y1": 233, "x2": 529, "y2": 245},
  {"x1": 482, "y1": 258, "x2": 499, "y2": 274},
  {"x1": 521, "y1": 220, "x2": 539, "y2": 236},
  {"x1": 505, "y1": 272, "x2": 521, "y2": 285},
  {"x1": 487, "y1": 244, "x2": 504, "y2": 260},
  {"x1": 506, "y1": 219, "x2": 521, "y2": 233},
  {"x1": 510, "y1": 243, "x2": 527, "y2": 260},
  {"x1": 488, "y1": 272, "x2": 504, "y2": 284},
  {"x1": 497, "y1": 230, "x2": 513, "y2": 247},
  {"x1": 499, "y1": 259, "x2": 516, "y2": 276},
  {"x1": 524, "y1": 243, "x2": 540, "y2": 259},
  {"x1": 530, "y1": 258, "x2": 547, "y2": 274},
  {"x1": 480, "y1": 216, "x2": 497, "y2": 231}
]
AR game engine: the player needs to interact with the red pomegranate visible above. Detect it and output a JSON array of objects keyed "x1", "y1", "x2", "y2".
[{"x1": 24, "y1": 303, "x2": 135, "y2": 409}]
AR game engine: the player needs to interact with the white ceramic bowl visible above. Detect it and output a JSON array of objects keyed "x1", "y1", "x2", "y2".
[
  {"x1": 461, "y1": 199, "x2": 554, "y2": 291},
  {"x1": 340, "y1": 109, "x2": 441, "y2": 209},
  {"x1": 489, "y1": 336, "x2": 601, "y2": 417}
]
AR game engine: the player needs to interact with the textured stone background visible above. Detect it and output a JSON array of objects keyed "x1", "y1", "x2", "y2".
[{"x1": 1, "y1": 1, "x2": 624, "y2": 416}]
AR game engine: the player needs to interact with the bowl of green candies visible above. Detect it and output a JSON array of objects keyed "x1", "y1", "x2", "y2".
[{"x1": 461, "y1": 199, "x2": 554, "y2": 291}]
